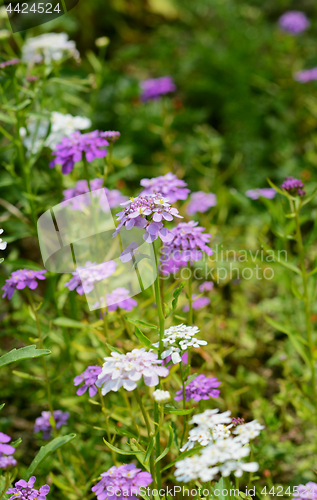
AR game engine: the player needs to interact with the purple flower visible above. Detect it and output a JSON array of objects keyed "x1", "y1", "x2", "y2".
[
  {"x1": 183, "y1": 295, "x2": 210, "y2": 311},
  {"x1": 7, "y1": 476, "x2": 50, "y2": 500},
  {"x1": 27, "y1": 76, "x2": 38, "y2": 82},
  {"x1": 74, "y1": 366, "x2": 102, "y2": 397},
  {"x1": 281, "y1": 177, "x2": 305, "y2": 196},
  {"x1": 34, "y1": 410, "x2": 70, "y2": 440},
  {"x1": 65, "y1": 260, "x2": 117, "y2": 295},
  {"x1": 245, "y1": 188, "x2": 276, "y2": 200},
  {"x1": 0, "y1": 455, "x2": 17, "y2": 469},
  {"x1": 199, "y1": 281, "x2": 214, "y2": 293},
  {"x1": 175, "y1": 374, "x2": 220, "y2": 402},
  {"x1": 294, "y1": 68, "x2": 317, "y2": 83},
  {"x1": 293, "y1": 483, "x2": 317, "y2": 500},
  {"x1": 278, "y1": 11, "x2": 310, "y2": 35},
  {"x1": 92, "y1": 464, "x2": 153, "y2": 500},
  {"x1": 0, "y1": 432, "x2": 15, "y2": 456},
  {"x1": 62, "y1": 178, "x2": 127, "y2": 211},
  {"x1": 49, "y1": 130, "x2": 109, "y2": 175},
  {"x1": 0, "y1": 58, "x2": 20, "y2": 69},
  {"x1": 2, "y1": 269, "x2": 46, "y2": 300},
  {"x1": 96, "y1": 348, "x2": 169, "y2": 394},
  {"x1": 113, "y1": 193, "x2": 182, "y2": 244},
  {"x1": 140, "y1": 76, "x2": 176, "y2": 101},
  {"x1": 231, "y1": 417, "x2": 245, "y2": 427},
  {"x1": 161, "y1": 221, "x2": 213, "y2": 267},
  {"x1": 100, "y1": 130, "x2": 121, "y2": 143},
  {"x1": 106, "y1": 287, "x2": 137, "y2": 312},
  {"x1": 140, "y1": 173, "x2": 190, "y2": 203},
  {"x1": 187, "y1": 192, "x2": 217, "y2": 215},
  {"x1": 160, "y1": 257, "x2": 188, "y2": 276}
]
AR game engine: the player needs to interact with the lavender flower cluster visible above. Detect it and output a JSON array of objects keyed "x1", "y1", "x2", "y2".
[
  {"x1": 281, "y1": 177, "x2": 305, "y2": 196},
  {"x1": 0, "y1": 432, "x2": 17, "y2": 470}
]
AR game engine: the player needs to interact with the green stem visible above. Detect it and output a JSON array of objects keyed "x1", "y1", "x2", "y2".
[
  {"x1": 135, "y1": 388, "x2": 156, "y2": 489},
  {"x1": 104, "y1": 143, "x2": 113, "y2": 185},
  {"x1": 98, "y1": 389, "x2": 117, "y2": 465},
  {"x1": 0, "y1": 472, "x2": 10, "y2": 500},
  {"x1": 187, "y1": 263, "x2": 193, "y2": 326},
  {"x1": 179, "y1": 361, "x2": 187, "y2": 447},
  {"x1": 101, "y1": 307, "x2": 110, "y2": 343}
]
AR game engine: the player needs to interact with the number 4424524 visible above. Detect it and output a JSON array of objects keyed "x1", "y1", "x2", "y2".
[
  {"x1": 261, "y1": 486, "x2": 306, "y2": 496},
  {"x1": 6, "y1": 3, "x2": 61, "y2": 14}
]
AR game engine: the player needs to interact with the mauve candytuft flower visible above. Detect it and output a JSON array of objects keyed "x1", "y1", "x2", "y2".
[
  {"x1": 113, "y1": 193, "x2": 182, "y2": 244},
  {"x1": 50, "y1": 130, "x2": 109, "y2": 174},
  {"x1": 140, "y1": 173, "x2": 190, "y2": 203},
  {"x1": 187, "y1": 192, "x2": 217, "y2": 215},
  {"x1": 96, "y1": 348, "x2": 169, "y2": 395},
  {"x1": 278, "y1": 11, "x2": 310, "y2": 35},
  {"x1": 293, "y1": 482, "x2": 317, "y2": 500},
  {"x1": 100, "y1": 130, "x2": 121, "y2": 143},
  {"x1": 0, "y1": 432, "x2": 16, "y2": 468},
  {"x1": 294, "y1": 68, "x2": 317, "y2": 83},
  {"x1": 2, "y1": 269, "x2": 46, "y2": 300},
  {"x1": 0, "y1": 455, "x2": 17, "y2": 469},
  {"x1": 7, "y1": 476, "x2": 50, "y2": 500},
  {"x1": 140, "y1": 76, "x2": 176, "y2": 101},
  {"x1": 245, "y1": 188, "x2": 276, "y2": 200},
  {"x1": 34, "y1": 410, "x2": 70, "y2": 440},
  {"x1": 92, "y1": 464, "x2": 152, "y2": 500},
  {"x1": 231, "y1": 417, "x2": 245, "y2": 427},
  {"x1": 161, "y1": 221, "x2": 213, "y2": 268},
  {"x1": 199, "y1": 281, "x2": 214, "y2": 293},
  {"x1": 106, "y1": 287, "x2": 137, "y2": 312},
  {"x1": 74, "y1": 366, "x2": 102, "y2": 397},
  {"x1": 175, "y1": 374, "x2": 220, "y2": 402},
  {"x1": 65, "y1": 260, "x2": 117, "y2": 295},
  {"x1": 0, "y1": 58, "x2": 19, "y2": 69},
  {"x1": 281, "y1": 177, "x2": 305, "y2": 196},
  {"x1": 183, "y1": 295, "x2": 210, "y2": 311},
  {"x1": 62, "y1": 178, "x2": 127, "y2": 211}
]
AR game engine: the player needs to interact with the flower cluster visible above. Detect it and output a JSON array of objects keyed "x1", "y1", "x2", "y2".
[
  {"x1": 161, "y1": 221, "x2": 213, "y2": 266},
  {"x1": 34, "y1": 410, "x2": 70, "y2": 440},
  {"x1": 22, "y1": 33, "x2": 79, "y2": 64},
  {"x1": 106, "y1": 287, "x2": 137, "y2": 312},
  {"x1": 101, "y1": 130, "x2": 121, "y2": 143},
  {"x1": 278, "y1": 11, "x2": 310, "y2": 35},
  {"x1": 50, "y1": 130, "x2": 109, "y2": 174},
  {"x1": 96, "y1": 348, "x2": 169, "y2": 395},
  {"x1": 0, "y1": 58, "x2": 19, "y2": 69},
  {"x1": 175, "y1": 409, "x2": 263, "y2": 482},
  {"x1": 65, "y1": 260, "x2": 117, "y2": 295},
  {"x1": 231, "y1": 417, "x2": 245, "y2": 427},
  {"x1": 62, "y1": 178, "x2": 127, "y2": 211},
  {"x1": 187, "y1": 191, "x2": 217, "y2": 215},
  {"x1": 294, "y1": 68, "x2": 317, "y2": 83},
  {"x1": 92, "y1": 464, "x2": 152, "y2": 500},
  {"x1": 113, "y1": 193, "x2": 182, "y2": 244},
  {"x1": 74, "y1": 366, "x2": 102, "y2": 397},
  {"x1": 153, "y1": 324, "x2": 207, "y2": 364},
  {"x1": 140, "y1": 173, "x2": 190, "y2": 203},
  {"x1": 153, "y1": 389, "x2": 171, "y2": 404},
  {"x1": 175, "y1": 374, "x2": 220, "y2": 402},
  {"x1": 2, "y1": 269, "x2": 46, "y2": 300},
  {"x1": 199, "y1": 281, "x2": 214, "y2": 292},
  {"x1": 245, "y1": 188, "x2": 276, "y2": 200},
  {"x1": 293, "y1": 482, "x2": 317, "y2": 500},
  {"x1": 0, "y1": 432, "x2": 17, "y2": 470},
  {"x1": 281, "y1": 177, "x2": 305, "y2": 196},
  {"x1": 183, "y1": 295, "x2": 210, "y2": 312},
  {"x1": 0, "y1": 228, "x2": 7, "y2": 251},
  {"x1": 140, "y1": 76, "x2": 176, "y2": 101},
  {"x1": 7, "y1": 476, "x2": 50, "y2": 500}
]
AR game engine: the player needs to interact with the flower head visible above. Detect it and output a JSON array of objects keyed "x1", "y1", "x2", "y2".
[
  {"x1": 2, "y1": 269, "x2": 46, "y2": 300},
  {"x1": 0, "y1": 455, "x2": 17, "y2": 469},
  {"x1": 175, "y1": 374, "x2": 220, "y2": 402},
  {"x1": 278, "y1": 11, "x2": 310, "y2": 35},
  {"x1": 245, "y1": 188, "x2": 276, "y2": 200},
  {"x1": 106, "y1": 287, "x2": 137, "y2": 312},
  {"x1": 183, "y1": 295, "x2": 210, "y2": 312},
  {"x1": 153, "y1": 324, "x2": 207, "y2": 364},
  {"x1": 34, "y1": 410, "x2": 70, "y2": 440},
  {"x1": 281, "y1": 177, "x2": 305, "y2": 196},
  {"x1": 22, "y1": 32, "x2": 79, "y2": 64},
  {"x1": 140, "y1": 76, "x2": 176, "y2": 101},
  {"x1": 161, "y1": 221, "x2": 213, "y2": 267},
  {"x1": 140, "y1": 173, "x2": 190, "y2": 203},
  {"x1": 62, "y1": 178, "x2": 127, "y2": 211},
  {"x1": 92, "y1": 464, "x2": 152, "y2": 500},
  {"x1": 50, "y1": 130, "x2": 109, "y2": 175},
  {"x1": 293, "y1": 482, "x2": 317, "y2": 500},
  {"x1": 0, "y1": 58, "x2": 19, "y2": 69},
  {"x1": 232, "y1": 419, "x2": 265, "y2": 445},
  {"x1": 231, "y1": 417, "x2": 245, "y2": 427},
  {"x1": 199, "y1": 281, "x2": 214, "y2": 293},
  {"x1": 100, "y1": 130, "x2": 121, "y2": 143},
  {"x1": 7, "y1": 476, "x2": 50, "y2": 500},
  {"x1": 153, "y1": 389, "x2": 170, "y2": 404},
  {"x1": 74, "y1": 366, "x2": 102, "y2": 397},
  {"x1": 0, "y1": 432, "x2": 16, "y2": 469},
  {"x1": 0, "y1": 229, "x2": 7, "y2": 251},
  {"x1": 187, "y1": 192, "x2": 217, "y2": 215},
  {"x1": 65, "y1": 260, "x2": 117, "y2": 295},
  {"x1": 113, "y1": 193, "x2": 182, "y2": 244},
  {"x1": 294, "y1": 68, "x2": 317, "y2": 83},
  {"x1": 96, "y1": 348, "x2": 169, "y2": 395}
]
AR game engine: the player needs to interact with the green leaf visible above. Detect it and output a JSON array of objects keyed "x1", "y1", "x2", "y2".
[
  {"x1": 106, "y1": 343, "x2": 122, "y2": 354},
  {"x1": 12, "y1": 370, "x2": 43, "y2": 381},
  {"x1": 0, "y1": 403, "x2": 5, "y2": 412},
  {"x1": 291, "y1": 281, "x2": 304, "y2": 300},
  {"x1": 163, "y1": 406, "x2": 194, "y2": 415},
  {"x1": 134, "y1": 326, "x2": 152, "y2": 348},
  {"x1": 127, "y1": 318, "x2": 158, "y2": 330},
  {"x1": 144, "y1": 437, "x2": 155, "y2": 464},
  {"x1": 0, "y1": 345, "x2": 50, "y2": 369},
  {"x1": 266, "y1": 178, "x2": 285, "y2": 196},
  {"x1": 265, "y1": 316, "x2": 310, "y2": 366},
  {"x1": 25, "y1": 434, "x2": 76, "y2": 479},
  {"x1": 52, "y1": 317, "x2": 92, "y2": 329},
  {"x1": 166, "y1": 282, "x2": 185, "y2": 318},
  {"x1": 49, "y1": 472, "x2": 74, "y2": 493},
  {"x1": 103, "y1": 438, "x2": 144, "y2": 456},
  {"x1": 155, "y1": 426, "x2": 173, "y2": 463},
  {"x1": 171, "y1": 422, "x2": 179, "y2": 451}
]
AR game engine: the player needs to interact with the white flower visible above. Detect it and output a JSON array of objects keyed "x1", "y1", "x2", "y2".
[
  {"x1": 211, "y1": 423, "x2": 233, "y2": 441},
  {"x1": 152, "y1": 324, "x2": 207, "y2": 364},
  {"x1": 233, "y1": 419, "x2": 265, "y2": 445},
  {"x1": 152, "y1": 389, "x2": 170, "y2": 404},
  {"x1": 0, "y1": 229, "x2": 7, "y2": 251},
  {"x1": 190, "y1": 409, "x2": 232, "y2": 428},
  {"x1": 22, "y1": 33, "x2": 80, "y2": 64},
  {"x1": 96, "y1": 348, "x2": 169, "y2": 395}
]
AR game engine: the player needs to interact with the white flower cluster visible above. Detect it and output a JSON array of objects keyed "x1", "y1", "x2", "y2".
[
  {"x1": 20, "y1": 112, "x2": 91, "y2": 154},
  {"x1": 0, "y1": 229, "x2": 7, "y2": 251},
  {"x1": 22, "y1": 33, "x2": 80, "y2": 64},
  {"x1": 175, "y1": 409, "x2": 264, "y2": 482},
  {"x1": 152, "y1": 324, "x2": 207, "y2": 364},
  {"x1": 152, "y1": 389, "x2": 170, "y2": 404}
]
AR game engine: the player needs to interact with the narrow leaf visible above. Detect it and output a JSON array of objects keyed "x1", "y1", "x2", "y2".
[
  {"x1": 103, "y1": 438, "x2": 143, "y2": 456},
  {"x1": 0, "y1": 345, "x2": 50, "y2": 369},
  {"x1": 155, "y1": 426, "x2": 173, "y2": 464},
  {"x1": 134, "y1": 326, "x2": 152, "y2": 348},
  {"x1": 25, "y1": 434, "x2": 76, "y2": 479}
]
